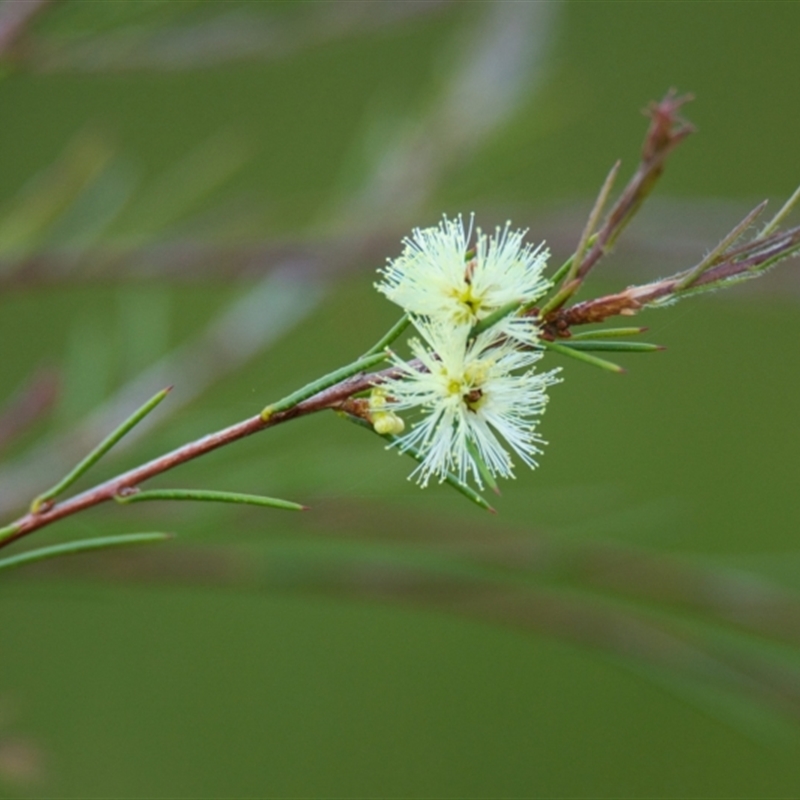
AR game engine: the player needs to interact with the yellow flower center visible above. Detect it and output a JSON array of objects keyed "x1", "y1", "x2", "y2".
[
  {"x1": 449, "y1": 281, "x2": 486, "y2": 323},
  {"x1": 444, "y1": 362, "x2": 490, "y2": 412},
  {"x1": 446, "y1": 378, "x2": 463, "y2": 396}
]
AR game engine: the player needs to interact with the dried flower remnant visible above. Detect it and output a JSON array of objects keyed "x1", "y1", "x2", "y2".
[
  {"x1": 376, "y1": 215, "x2": 551, "y2": 345},
  {"x1": 381, "y1": 321, "x2": 560, "y2": 488}
]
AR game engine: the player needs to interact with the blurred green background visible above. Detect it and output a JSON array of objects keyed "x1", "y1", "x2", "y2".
[{"x1": 1, "y1": 1, "x2": 800, "y2": 797}]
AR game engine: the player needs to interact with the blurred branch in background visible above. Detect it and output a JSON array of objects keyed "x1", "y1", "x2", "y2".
[
  {"x1": 0, "y1": 0, "x2": 51, "y2": 59},
  {"x1": 0, "y1": 131, "x2": 117, "y2": 269},
  {"x1": 0, "y1": 118, "x2": 326, "y2": 519},
  {"x1": 4, "y1": 1, "x2": 795, "y2": 302},
  {"x1": 0, "y1": 2, "x2": 559, "y2": 290},
  {"x1": 0, "y1": 368, "x2": 58, "y2": 458},
  {"x1": 0, "y1": 128, "x2": 254, "y2": 284},
  {"x1": 330, "y1": 1, "x2": 557, "y2": 230},
  {"x1": 0, "y1": 2, "x2": 559, "y2": 513},
  {"x1": 0, "y1": 696, "x2": 45, "y2": 791},
  {"x1": 0, "y1": 735, "x2": 44, "y2": 791},
  {"x1": 2, "y1": 4, "x2": 800, "y2": 783},
  {"x1": 0, "y1": 270, "x2": 323, "y2": 518},
  {"x1": 7, "y1": 197, "x2": 800, "y2": 295},
  {"x1": 20, "y1": 1, "x2": 454, "y2": 73},
  {"x1": 13, "y1": 500, "x2": 800, "y2": 745}
]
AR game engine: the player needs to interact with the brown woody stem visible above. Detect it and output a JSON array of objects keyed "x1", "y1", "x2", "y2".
[
  {"x1": 545, "y1": 90, "x2": 695, "y2": 316},
  {"x1": 545, "y1": 222, "x2": 800, "y2": 331},
  {"x1": 0, "y1": 364, "x2": 404, "y2": 550}
]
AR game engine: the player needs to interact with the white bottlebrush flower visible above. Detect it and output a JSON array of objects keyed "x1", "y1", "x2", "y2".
[
  {"x1": 376, "y1": 215, "x2": 551, "y2": 344},
  {"x1": 380, "y1": 320, "x2": 560, "y2": 488}
]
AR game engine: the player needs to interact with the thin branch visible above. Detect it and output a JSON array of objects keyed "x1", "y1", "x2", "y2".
[
  {"x1": 0, "y1": 271, "x2": 323, "y2": 519},
  {"x1": 676, "y1": 199, "x2": 769, "y2": 290},
  {"x1": 544, "y1": 221, "x2": 800, "y2": 330},
  {"x1": 0, "y1": 362, "x2": 405, "y2": 549},
  {"x1": 543, "y1": 90, "x2": 695, "y2": 315},
  {"x1": 31, "y1": 386, "x2": 171, "y2": 512},
  {"x1": 540, "y1": 162, "x2": 620, "y2": 316},
  {"x1": 23, "y1": 2, "x2": 454, "y2": 74}
]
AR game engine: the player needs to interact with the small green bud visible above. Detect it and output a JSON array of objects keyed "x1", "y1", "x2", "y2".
[{"x1": 373, "y1": 412, "x2": 405, "y2": 436}]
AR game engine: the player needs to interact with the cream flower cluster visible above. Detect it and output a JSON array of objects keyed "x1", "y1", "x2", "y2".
[
  {"x1": 377, "y1": 215, "x2": 550, "y2": 346},
  {"x1": 374, "y1": 216, "x2": 559, "y2": 489}
]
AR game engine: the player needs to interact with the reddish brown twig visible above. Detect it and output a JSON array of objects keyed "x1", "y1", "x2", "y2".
[
  {"x1": 0, "y1": 364, "x2": 403, "y2": 549},
  {"x1": 544, "y1": 90, "x2": 695, "y2": 317},
  {"x1": 537, "y1": 90, "x2": 800, "y2": 336},
  {"x1": 546, "y1": 221, "x2": 800, "y2": 331},
  {"x1": 588, "y1": 91, "x2": 696, "y2": 272}
]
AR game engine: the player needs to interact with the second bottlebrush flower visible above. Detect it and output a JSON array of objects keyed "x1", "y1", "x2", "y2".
[{"x1": 378, "y1": 319, "x2": 560, "y2": 489}]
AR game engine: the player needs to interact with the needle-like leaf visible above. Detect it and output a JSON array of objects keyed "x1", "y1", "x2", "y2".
[
  {"x1": 0, "y1": 532, "x2": 171, "y2": 573},
  {"x1": 544, "y1": 340, "x2": 625, "y2": 373},
  {"x1": 339, "y1": 412, "x2": 495, "y2": 513},
  {"x1": 677, "y1": 200, "x2": 769, "y2": 290},
  {"x1": 557, "y1": 340, "x2": 663, "y2": 353},
  {"x1": 115, "y1": 489, "x2": 305, "y2": 512},
  {"x1": 263, "y1": 352, "x2": 388, "y2": 419},
  {"x1": 31, "y1": 386, "x2": 172, "y2": 512},
  {"x1": 363, "y1": 314, "x2": 411, "y2": 356},
  {"x1": 758, "y1": 184, "x2": 800, "y2": 240},
  {"x1": 570, "y1": 326, "x2": 648, "y2": 340}
]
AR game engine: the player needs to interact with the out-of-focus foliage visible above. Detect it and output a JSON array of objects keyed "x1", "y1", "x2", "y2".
[{"x1": 1, "y1": 1, "x2": 800, "y2": 797}]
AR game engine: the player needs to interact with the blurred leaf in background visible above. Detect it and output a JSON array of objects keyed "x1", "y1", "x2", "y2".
[{"x1": 1, "y1": 1, "x2": 800, "y2": 798}]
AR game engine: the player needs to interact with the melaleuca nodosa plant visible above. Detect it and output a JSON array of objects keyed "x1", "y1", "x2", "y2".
[{"x1": 1, "y1": 92, "x2": 798, "y2": 569}]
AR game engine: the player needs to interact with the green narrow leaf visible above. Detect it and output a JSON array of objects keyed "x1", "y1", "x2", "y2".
[
  {"x1": 469, "y1": 301, "x2": 524, "y2": 340},
  {"x1": 115, "y1": 489, "x2": 306, "y2": 512},
  {"x1": 339, "y1": 412, "x2": 495, "y2": 513},
  {"x1": 758, "y1": 184, "x2": 800, "y2": 239},
  {"x1": 0, "y1": 533, "x2": 171, "y2": 573},
  {"x1": 570, "y1": 327, "x2": 648, "y2": 340},
  {"x1": 547, "y1": 233, "x2": 600, "y2": 290},
  {"x1": 31, "y1": 386, "x2": 172, "y2": 512},
  {"x1": 543, "y1": 340, "x2": 625, "y2": 373},
  {"x1": 558, "y1": 340, "x2": 664, "y2": 353},
  {"x1": 539, "y1": 234, "x2": 600, "y2": 318},
  {"x1": 666, "y1": 239, "x2": 800, "y2": 301},
  {"x1": 0, "y1": 522, "x2": 20, "y2": 547},
  {"x1": 466, "y1": 438, "x2": 500, "y2": 495},
  {"x1": 262, "y1": 352, "x2": 388, "y2": 419},
  {"x1": 363, "y1": 314, "x2": 411, "y2": 357},
  {"x1": 677, "y1": 200, "x2": 769, "y2": 290},
  {"x1": 548, "y1": 254, "x2": 576, "y2": 288},
  {"x1": 565, "y1": 161, "x2": 621, "y2": 287}
]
